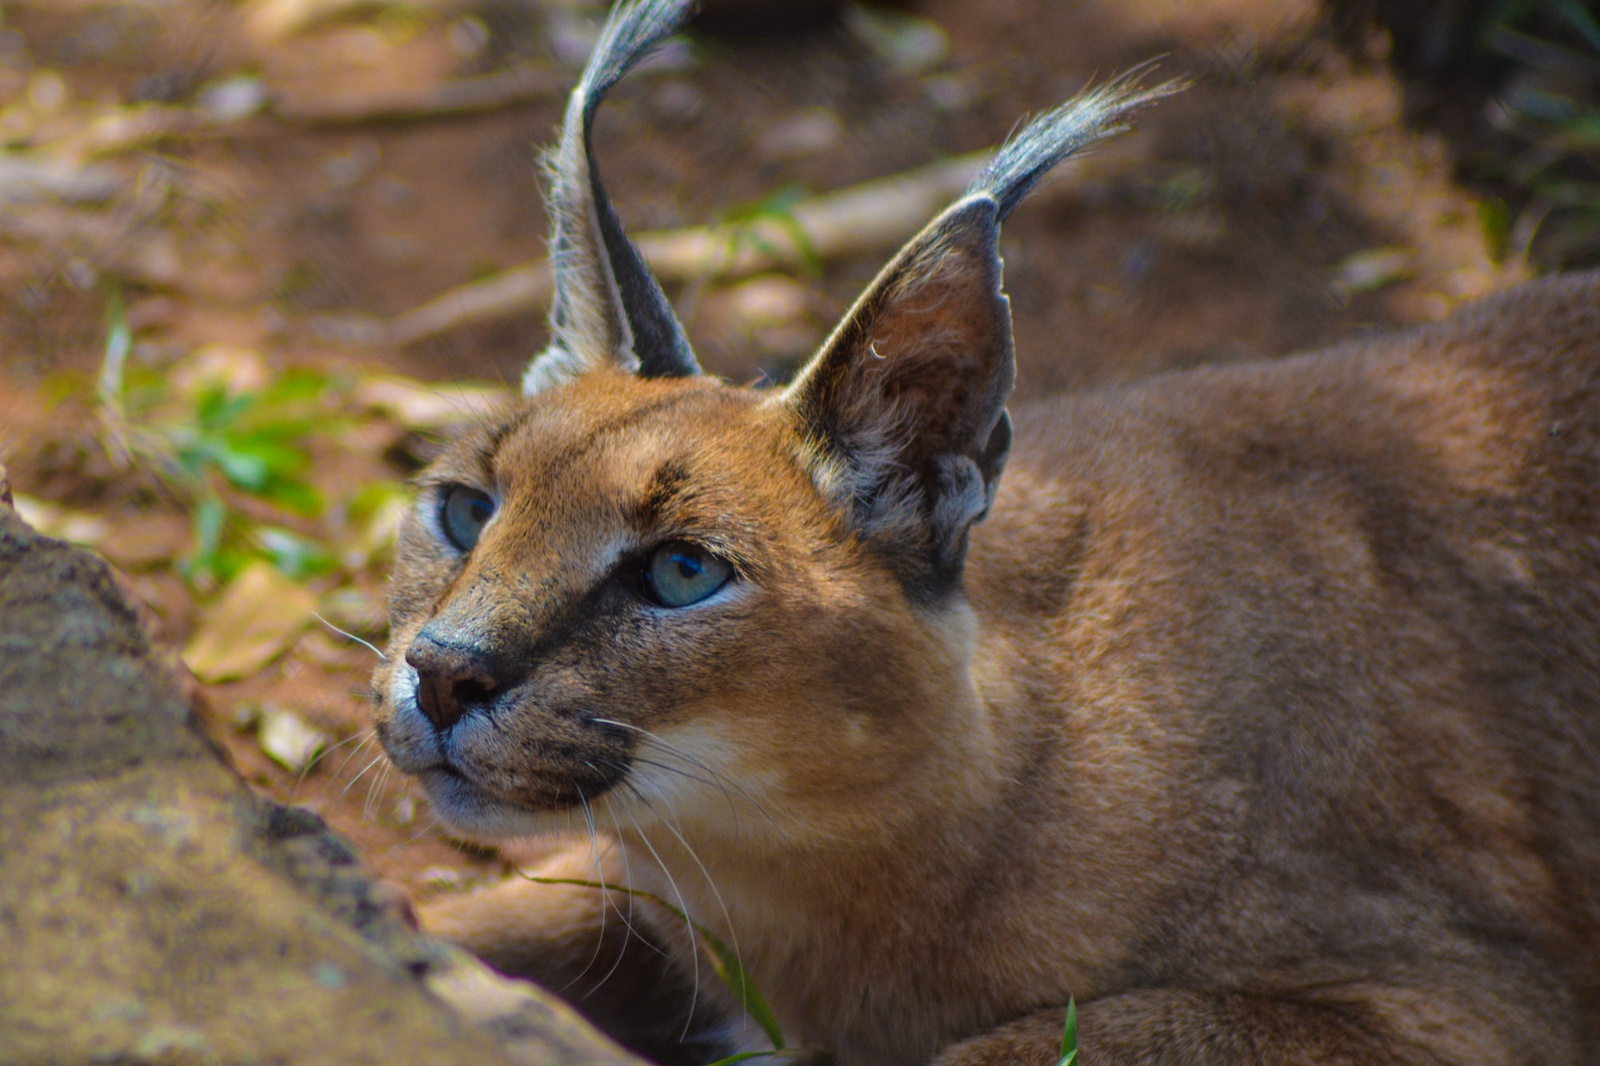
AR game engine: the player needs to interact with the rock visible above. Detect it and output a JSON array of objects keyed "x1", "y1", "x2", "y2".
[{"x1": 0, "y1": 505, "x2": 641, "y2": 1066}]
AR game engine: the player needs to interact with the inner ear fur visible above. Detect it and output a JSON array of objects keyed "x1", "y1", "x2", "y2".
[{"x1": 782, "y1": 198, "x2": 1014, "y2": 597}]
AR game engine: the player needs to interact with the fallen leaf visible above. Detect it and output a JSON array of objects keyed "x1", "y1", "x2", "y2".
[
  {"x1": 183, "y1": 561, "x2": 317, "y2": 682},
  {"x1": 1332, "y1": 247, "x2": 1414, "y2": 296},
  {"x1": 340, "y1": 481, "x2": 411, "y2": 571},
  {"x1": 197, "y1": 75, "x2": 269, "y2": 122},
  {"x1": 245, "y1": 0, "x2": 398, "y2": 42},
  {"x1": 169, "y1": 343, "x2": 269, "y2": 400},
  {"x1": 256, "y1": 703, "x2": 329, "y2": 774},
  {"x1": 419, "y1": 865, "x2": 473, "y2": 891},
  {"x1": 11, "y1": 494, "x2": 109, "y2": 546}
]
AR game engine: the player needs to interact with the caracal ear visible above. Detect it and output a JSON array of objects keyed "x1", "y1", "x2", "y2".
[
  {"x1": 782, "y1": 198, "x2": 1013, "y2": 598},
  {"x1": 781, "y1": 75, "x2": 1180, "y2": 598},
  {"x1": 523, "y1": 0, "x2": 702, "y2": 396}
]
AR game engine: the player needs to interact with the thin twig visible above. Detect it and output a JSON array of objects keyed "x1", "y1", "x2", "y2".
[
  {"x1": 387, "y1": 152, "x2": 989, "y2": 345},
  {"x1": 386, "y1": 140, "x2": 1152, "y2": 346}
]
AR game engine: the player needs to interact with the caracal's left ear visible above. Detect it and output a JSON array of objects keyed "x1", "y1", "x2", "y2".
[{"x1": 780, "y1": 76, "x2": 1179, "y2": 599}]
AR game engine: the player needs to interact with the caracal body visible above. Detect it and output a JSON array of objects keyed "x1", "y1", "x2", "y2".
[{"x1": 373, "y1": 1, "x2": 1600, "y2": 1062}]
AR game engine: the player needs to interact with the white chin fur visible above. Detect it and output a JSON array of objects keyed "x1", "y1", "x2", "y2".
[{"x1": 417, "y1": 768, "x2": 569, "y2": 841}]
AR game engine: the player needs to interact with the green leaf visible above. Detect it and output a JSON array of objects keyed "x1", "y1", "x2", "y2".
[
  {"x1": 215, "y1": 447, "x2": 273, "y2": 491},
  {"x1": 697, "y1": 922, "x2": 786, "y2": 1051},
  {"x1": 347, "y1": 479, "x2": 412, "y2": 522},
  {"x1": 189, "y1": 495, "x2": 227, "y2": 572},
  {"x1": 254, "y1": 526, "x2": 334, "y2": 580},
  {"x1": 223, "y1": 434, "x2": 310, "y2": 479},
  {"x1": 1477, "y1": 196, "x2": 1511, "y2": 264},
  {"x1": 194, "y1": 382, "x2": 256, "y2": 431},
  {"x1": 721, "y1": 186, "x2": 822, "y2": 276},
  {"x1": 96, "y1": 287, "x2": 130, "y2": 414},
  {"x1": 261, "y1": 366, "x2": 336, "y2": 405},
  {"x1": 257, "y1": 478, "x2": 324, "y2": 518},
  {"x1": 1055, "y1": 998, "x2": 1077, "y2": 1066}
]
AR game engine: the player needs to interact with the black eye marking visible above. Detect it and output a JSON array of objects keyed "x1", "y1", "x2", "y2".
[{"x1": 440, "y1": 485, "x2": 496, "y2": 553}]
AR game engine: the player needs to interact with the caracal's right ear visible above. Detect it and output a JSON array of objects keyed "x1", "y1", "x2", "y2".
[
  {"x1": 780, "y1": 76, "x2": 1179, "y2": 600},
  {"x1": 523, "y1": 0, "x2": 702, "y2": 395}
]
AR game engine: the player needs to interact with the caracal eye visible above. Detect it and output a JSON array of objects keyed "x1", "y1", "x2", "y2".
[
  {"x1": 643, "y1": 541, "x2": 733, "y2": 608},
  {"x1": 440, "y1": 485, "x2": 496, "y2": 552}
]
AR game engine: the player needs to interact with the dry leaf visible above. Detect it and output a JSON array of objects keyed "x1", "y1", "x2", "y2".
[
  {"x1": 11, "y1": 494, "x2": 109, "y2": 546},
  {"x1": 183, "y1": 561, "x2": 317, "y2": 682},
  {"x1": 1332, "y1": 247, "x2": 1415, "y2": 296},
  {"x1": 245, "y1": 0, "x2": 398, "y2": 42},
  {"x1": 256, "y1": 703, "x2": 329, "y2": 774}
]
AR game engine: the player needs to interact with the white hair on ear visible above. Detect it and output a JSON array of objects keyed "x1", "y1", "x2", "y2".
[{"x1": 521, "y1": 344, "x2": 593, "y2": 397}]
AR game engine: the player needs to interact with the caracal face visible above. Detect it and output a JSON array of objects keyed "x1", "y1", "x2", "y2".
[{"x1": 373, "y1": 369, "x2": 960, "y2": 844}]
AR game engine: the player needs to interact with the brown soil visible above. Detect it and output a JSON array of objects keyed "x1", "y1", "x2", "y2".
[{"x1": 0, "y1": 0, "x2": 1519, "y2": 899}]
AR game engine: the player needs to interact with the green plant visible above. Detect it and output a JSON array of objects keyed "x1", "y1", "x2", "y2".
[
  {"x1": 1475, "y1": 1, "x2": 1600, "y2": 266},
  {"x1": 519, "y1": 873, "x2": 803, "y2": 1064},
  {"x1": 95, "y1": 291, "x2": 344, "y2": 589},
  {"x1": 524, "y1": 871, "x2": 1075, "y2": 1066},
  {"x1": 1055, "y1": 998, "x2": 1078, "y2": 1066},
  {"x1": 719, "y1": 186, "x2": 823, "y2": 277}
]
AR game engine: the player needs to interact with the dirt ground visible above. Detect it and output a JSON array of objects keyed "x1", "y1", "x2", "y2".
[{"x1": 0, "y1": 0, "x2": 1522, "y2": 898}]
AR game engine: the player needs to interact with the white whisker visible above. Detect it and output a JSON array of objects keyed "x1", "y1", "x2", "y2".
[
  {"x1": 395, "y1": 812, "x2": 445, "y2": 848},
  {"x1": 616, "y1": 769, "x2": 744, "y2": 1014},
  {"x1": 313, "y1": 611, "x2": 389, "y2": 662},
  {"x1": 340, "y1": 753, "x2": 388, "y2": 803},
  {"x1": 329, "y1": 730, "x2": 379, "y2": 782},
  {"x1": 364, "y1": 757, "x2": 394, "y2": 825},
  {"x1": 561, "y1": 783, "x2": 625, "y2": 994},
  {"x1": 618, "y1": 792, "x2": 703, "y2": 1039},
  {"x1": 589, "y1": 716, "x2": 791, "y2": 839},
  {"x1": 288, "y1": 729, "x2": 372, "y2": 803}
]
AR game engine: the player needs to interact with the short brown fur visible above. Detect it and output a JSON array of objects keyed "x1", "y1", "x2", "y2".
[
  {"x1": 373, "y1": 3, "x2": 1600, "y2": 1062},
  {"x1": 380, "y1": 274, "x2": 1600, "y2": 1065}
]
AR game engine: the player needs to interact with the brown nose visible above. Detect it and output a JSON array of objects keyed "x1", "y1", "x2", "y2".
[{"x1": 404, "y1": 628, "x2": 503, "y2": 731}]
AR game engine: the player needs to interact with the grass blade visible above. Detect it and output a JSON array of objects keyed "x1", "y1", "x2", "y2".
[
  {"x1": 1055, "y1": 997, "x2": 1078, "y2": 1066},
  {"x1": 520, "y1": 874, "x2": 787, "y2": 1050}
]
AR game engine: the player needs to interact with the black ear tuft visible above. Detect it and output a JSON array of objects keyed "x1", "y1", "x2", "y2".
[
  {"x1": 782, "y1": 72, "x2": 1177, "y2": 597},
  {"x1": 524, "y1": 0, "x2": 702, "y2": 395},
  {"x1": 970, "y1": 70, "x2": 1182, "y2": 221}
]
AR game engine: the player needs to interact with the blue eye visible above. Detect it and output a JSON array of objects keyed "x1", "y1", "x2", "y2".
[
  {"x1": 643, "y1": 541, "x2": 733, "y2": 608},
  {"x1": 441, "y1": 485, "x2": 495, "y2": 552}
]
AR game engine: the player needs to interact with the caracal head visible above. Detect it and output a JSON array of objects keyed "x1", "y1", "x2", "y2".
[
  {"x1": 375, "y1": 368, "x2": 970, "y2": 843},
  {"x1": 372, "y1": 0, "x2": 1170, "y2": 845}
]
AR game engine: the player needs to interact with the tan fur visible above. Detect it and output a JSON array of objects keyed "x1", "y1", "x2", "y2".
[
  {"x1": 373, "y1": 271, "x2": 1600, "y2": 1065},
  {"x1": 371, "y1": 5, "x2": 1599, "y2": 1058}
]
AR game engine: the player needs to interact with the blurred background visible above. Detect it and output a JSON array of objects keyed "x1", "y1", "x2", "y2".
[{"x1": 0, "y1": 0, "x2": 1594, "y2": 892}]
